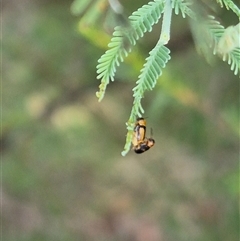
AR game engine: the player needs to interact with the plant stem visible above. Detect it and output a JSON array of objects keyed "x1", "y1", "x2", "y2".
[
  {"x1": 108, "y1": 0, "x2": 123, "y2": 14},
  {"x1": 159, "y1": 0, "x2": 172, "y2": 45}
]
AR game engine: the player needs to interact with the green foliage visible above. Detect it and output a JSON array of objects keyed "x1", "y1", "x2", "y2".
[
  {"x1": 216, "y1": 0, "x2": 240, "y2": 17},
  {"x1": 171, "y1": 0, "x2": 196, "y2": 19},
  {"x1": 222, "y1": 48, "x2": 240, "y2": 75},
  {"x1": 191, "y1": 14, "x2": 240, "y2": 75},
  {"x1": 133, "y1": 45, "x2": 171, "y2": 108},
  {"x1": 121, "y1": 45, "x2": 171, "y2": 156},
  {"x1": 96, "y1": 0, "x2": 165, "y2": 101},
  {"x1": 75, "y1": 0, "x2": 240, "y2": 155}
]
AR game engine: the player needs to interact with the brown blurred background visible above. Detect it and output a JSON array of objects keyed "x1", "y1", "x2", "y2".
[{"x1": 2, "y1": 0, "x2": 239, "y2": 241}]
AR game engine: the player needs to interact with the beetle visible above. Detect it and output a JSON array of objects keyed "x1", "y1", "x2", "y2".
[
  {"x1": 132, "y1": 117, "x2": 147, "y2": 147},
  {"x1": 132, "y1": 117, "x2": 155, "y2": 154},
  {"x1": 134, "y1": 138, "x2": 155, "y2": 154}
]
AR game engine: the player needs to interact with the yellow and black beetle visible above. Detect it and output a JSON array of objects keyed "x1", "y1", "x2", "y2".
[
  {"x1": 134, "y1": 138, "x2": 155, "y2": 154},
  {"x1": 132, "y1": 117, "x2": 155, "y2": 154},
  {"x1": 132, "y1": 117, "x2": 147, "y2": 147}
]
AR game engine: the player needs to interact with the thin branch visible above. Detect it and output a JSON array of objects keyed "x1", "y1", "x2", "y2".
[{"x1": 159, "y1": 0, "x2": 172, "y2": 44}]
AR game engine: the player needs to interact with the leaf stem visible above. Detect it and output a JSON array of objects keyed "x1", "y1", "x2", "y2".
[
  {"x1": 108, "y1": 0, "x2": 123, "y2": 14},
  {"x1": 159, "y1": 0, "x2": 172, "y2": 45}
]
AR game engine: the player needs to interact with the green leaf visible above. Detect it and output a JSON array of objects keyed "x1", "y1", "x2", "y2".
[
  {"x1": 172, "y1": 0, "x2": 195, "y2": 19},
  {"x1": 216, "y1": 0, "x2": 240, "y2": 17},
  {"x1": 96, "y1": 0, "x2": 165, "y2": 101},
  {"x1": 121, "y1": 44, "x2": 171, "y2": 156}
]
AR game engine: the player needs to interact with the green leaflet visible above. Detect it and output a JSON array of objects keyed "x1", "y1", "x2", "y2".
[
  {"x1": 216, "y1": 0, "x2": 240, "y2": 17},
  {"x1": 171, "y1": 0, "x2": 195, "y2": 19},
  {"x1": 121, "y1": 44, "x2": 171, "y2": 156},
  {"x1": 96, "y1": 0, "x2": 165, "y2": 101},
  {"x1": 191, "y1": 15, "x2": 240, "y2": 75}
]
